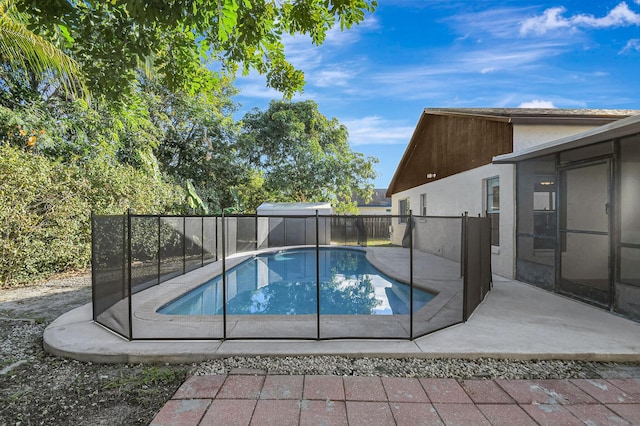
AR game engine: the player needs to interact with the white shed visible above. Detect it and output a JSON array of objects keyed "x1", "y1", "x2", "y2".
[
  {"x1": 256, "y1": 202, "x2": 332, "y2": 246},
  {"x1": 257, "y1": 202, "x2": 333, "y2": 216}
]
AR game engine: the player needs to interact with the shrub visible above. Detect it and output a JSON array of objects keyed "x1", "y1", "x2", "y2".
[{"x1": 0, "y1": 145, "x2": 184, "y2": 286}]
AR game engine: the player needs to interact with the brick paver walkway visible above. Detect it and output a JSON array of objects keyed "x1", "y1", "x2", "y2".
[{"x1": 151, "y1": 373, "x2": 640, "y2": 425}]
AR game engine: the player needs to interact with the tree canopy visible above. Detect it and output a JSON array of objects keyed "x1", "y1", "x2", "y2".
[
  {"x1": 0, "y1": 0, "x2": 87, "y2": 99},
  {"x1": 15, "y1": 0, "x2": 378, "y2": 99},
  {"x1": 238, "y1": 100, "x2": 377, "y2": 213},
  {"x1": 0, "y1": 1, "x2": 381, "y2": 285}
]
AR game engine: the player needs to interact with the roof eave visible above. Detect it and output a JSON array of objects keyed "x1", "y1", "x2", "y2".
[{"x1": 493, "y1": 114, "x2": 640, "y2": 163}]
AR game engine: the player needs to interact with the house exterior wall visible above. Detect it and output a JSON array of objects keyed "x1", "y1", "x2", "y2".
[
  {"x1": 513, "y1": 124, "x2": 596, "y2": 152},
  {"x1": 389, "y1": 115, "x2": 512, "y2": 195},
  {"x1": 387, "y1": 112, "x2": 633, "y2": 283},
  {"x1": 391, "y1": 163, "x2": 516, "y2": 278}
]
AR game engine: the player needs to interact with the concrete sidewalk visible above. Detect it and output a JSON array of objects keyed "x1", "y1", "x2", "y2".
[
  {"x1": 44, "y1": 277, "x2": 640, "y2": 363},
  {"x1": 150, "y1": 373, "x2": 640, "y2": 425}
]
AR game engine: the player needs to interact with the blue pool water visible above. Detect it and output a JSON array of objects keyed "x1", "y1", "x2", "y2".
[{"x1": 158, "y1": 248, "x2": 434, "y2": 316}]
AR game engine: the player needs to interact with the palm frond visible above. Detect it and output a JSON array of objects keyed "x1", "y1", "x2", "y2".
[{"x1": 0, "y1": 1, "x2": 89, "y2": 99}]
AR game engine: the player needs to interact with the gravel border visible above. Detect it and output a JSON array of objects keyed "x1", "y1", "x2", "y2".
[{"x1": 190, "y1": 355, "x2": 607, "y2": 379}]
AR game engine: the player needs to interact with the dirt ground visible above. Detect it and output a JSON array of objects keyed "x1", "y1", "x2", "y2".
[{"x1": 0, "y1": 272, "x2": 190, "y2": 425}]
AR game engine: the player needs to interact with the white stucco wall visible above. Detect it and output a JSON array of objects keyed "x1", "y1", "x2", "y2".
[
  {"x1": 513, "y1": 124, "x2": 596, "y2": 152},
  {"x1": 391, "y1": 163, "x2": 516, "y2": 279}
]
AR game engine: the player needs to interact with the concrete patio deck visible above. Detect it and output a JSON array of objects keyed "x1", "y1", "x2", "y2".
[
  {"x1": 45, "y1": 244, "x2": 640, "y2": 363},
  {"x1": 44, "y1": 275, "x2": 640, "y2": 363}
]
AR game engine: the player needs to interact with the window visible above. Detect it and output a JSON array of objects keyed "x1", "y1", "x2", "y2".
[
  {"x1": 398, "y1": 198, "x2": 410, "y2": 223},
  {"x1": 486, "y1": 176, "x2": 500, "y2": 246},
  {"x1": 419, "y1": 193, "x2": 427, "y2": 216},
  {"x1": 533, "y1": 175, "x2": 556, "y2": 250}
]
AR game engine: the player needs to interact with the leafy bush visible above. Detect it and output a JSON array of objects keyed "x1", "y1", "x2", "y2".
[{"x1": 0, "y1": 145, "x2": 184, "y2": 286}]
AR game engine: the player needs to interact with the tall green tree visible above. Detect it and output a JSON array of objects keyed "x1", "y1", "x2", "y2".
[
  {"x1": 0, "y1": 73, "x2": 161, "y2": 176},
  {"x1": 145, "y1": 76, "x2": 245, "y2": 213},
  {"x1": 238, "y1": 100, "x2": 377, "y2": 213},
  {"x1": 15, "y1": 0, "x2": 377, "y2": 99}
]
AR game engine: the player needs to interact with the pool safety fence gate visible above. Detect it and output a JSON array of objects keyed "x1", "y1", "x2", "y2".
[{"x1": 91, "y1": 211, "x2": 491, "y2": 341}]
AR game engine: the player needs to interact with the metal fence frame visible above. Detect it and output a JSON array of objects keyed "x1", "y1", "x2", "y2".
[{"x1": 91, "y1": 211, "x2": 492, "y2": 341}]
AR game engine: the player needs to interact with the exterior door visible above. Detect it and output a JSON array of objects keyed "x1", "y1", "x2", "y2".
[{"x1": 558, "y1": 160, "x2": 612, "y2": 307}]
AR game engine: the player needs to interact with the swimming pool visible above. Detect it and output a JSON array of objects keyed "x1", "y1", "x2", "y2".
[{"x1": 158, "y1": 248, "x2": 434, "y2": 316}]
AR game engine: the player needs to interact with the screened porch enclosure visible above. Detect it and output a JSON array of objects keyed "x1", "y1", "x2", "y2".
[{"x1": 515, "y1": 133, "x2": 640, "y2": 321}]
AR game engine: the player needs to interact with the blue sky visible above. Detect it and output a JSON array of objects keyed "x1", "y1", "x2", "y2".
[{"x1": 233, "y1": 0, "x2": 640, "y2": 188}]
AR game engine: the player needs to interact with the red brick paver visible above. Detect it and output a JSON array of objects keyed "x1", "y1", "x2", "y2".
[
  {"x1": 303, "y1": 375, "x2": 345, "y2": 401},
  {"x1": 607, "y1": 379, "x2": 640, "y2": 396},
  {"x1": 217, "y1": 375, "x2": 265, "y2": 399},
  {"x1": 520, "y1": 403, "x2": 584, "y2": 425},
  {"x1": 607, "y1": 404, "x2": 640, "y2": 424},
  {"x1": 151, "y1": 399, "x2": 210, "y2": 426},
  {"x1": 477, "y1": 404, "x2": 537, "y2": 426},
  {"x1": 250, "y1": 399, "x2": 300, "y2": 426},
  {"x1": 570, "y1": 378, "x2": 637, "y2": 404},
  {"x1": 389, "y1": 402, "x2": 443, "y2": 426},
  {"x1": 173, "y1": 375, "x2": 226, "y2": 400},
  {"x1": 460, "y1": 379, "x2": 515, "y2": 404},
  {"x1": 433, "y1": 403, "x2": 491, "y2": 425},
  {"x1": 420, "y1": 378, "x2": 473, "y2": 404},
  {"x1": 260, "y1": 375, "x2": 304, "y2": 400},
  {"x1": 199, "y1": 399, "x2": 256, "y2": 426},
  {"x1": 565, "y1": 403, "x2": 632, "y2": 425},
  {"x1": 496, "y1": 379, "x2": 596, "y2": 405},
  {"x1": 154, "y1": 374, "x2": 640, "y2": 425},
  {"x1": 381, "y1": 377, "x2": 429, "y2": 402},
  {"x1": 299, "y1": 400, "x2": 348, "y2": 426},
  {"x1": 346, "y1": 401, "x2": 395, "y2": 426},
  {"x1": 344, "y1": 376, "x2": 387, "y2": 401}
]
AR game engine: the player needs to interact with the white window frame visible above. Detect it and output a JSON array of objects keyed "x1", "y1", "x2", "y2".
[
  {"x1": 419, "y1": 193, "x2": 427, "y2": 216},
  {"x1": 398, "y1": 198, "x2": 410, "y2": 223},
  {"x1": 485, "y1": 176, "x2": 500, "y2": 247}
]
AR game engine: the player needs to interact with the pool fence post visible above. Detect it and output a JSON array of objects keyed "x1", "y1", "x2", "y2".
[
  {"x1": 409, "y1": 209, "x2": 414, "y2": 340},
  {"x1": 461, "y1": 212, "x2": 467, "y2": 279},
  {"x1": 127, "y1": 208, "x2": 133, "y2": 340},
  {"x1": 157, "y1": 215, "x2": 161, "y2": 285},
  {"x1": 182, "y1": 216, "x2": 186, "y2": 275},
  {"x1": 316, "y1": 210, "x2": 320, "y2": 340},
  {"x1": 221, "y1": 210, "x2": 227, "y2": 339},
  {"x1": 90, "y1": 211, "x2": 96, "y2": 322},
  {"x1": 201, "y1": 215, "x2": 204, "y2": 267},
  {"x1": 121, "y1": 212, "x2": 127, "y2": 325},
  {"x1": 462, "y1": 212, "x2": 469, "y2": 322}
]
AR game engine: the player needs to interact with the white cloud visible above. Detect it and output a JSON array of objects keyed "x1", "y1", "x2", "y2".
[
  {"x1": 621, "y1": 38, "x2": 640, "y2": 53},
  {"x1": 572, "y1": 2, "x2": 640, "y2": 27},
  {"x1": 459, "y1": 42, "x2": 565, "y2": 72},
  {"x1": 520, "y1": 2, "x2": 640, "y2": 36},
  {"x1": 518, "y1": 99, "x2": 556, "y2": 108},
  {"x1": 283, "y1": 15, "x2": 379, "y2": 70},
  {"x1": 234, "y1": 71, "x2": 283, "y2": 100},
  {"x1": 342, "y1": 117, "x2": 415, "y2": 146},
  {"x1": 324, "y1": 16, "x2": 380, "y2": 45},
  {"x1": 520, "y1": 7, "x2": 572, "y2": 36},
  {"x1": 314, "y1": 69, "x2": 353, "y2": 87},
  {"x1": 447, "y1": 7, "x2": 535, "y2": 40}
]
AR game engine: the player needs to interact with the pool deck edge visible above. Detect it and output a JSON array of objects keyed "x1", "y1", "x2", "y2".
[{"x1": 44, "y1": 279, "x2": 640, "y2": 364}]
